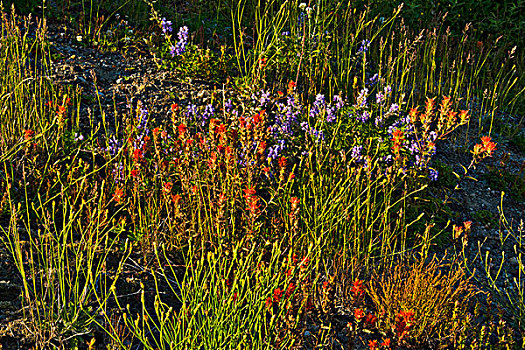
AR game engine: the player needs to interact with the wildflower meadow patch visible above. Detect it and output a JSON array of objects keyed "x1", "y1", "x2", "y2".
[{"x1": 0, "y1": 0, "x2": 524, "y2": 349}]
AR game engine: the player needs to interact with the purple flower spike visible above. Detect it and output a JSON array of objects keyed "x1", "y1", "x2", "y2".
[{"x1": 161, "y1": 18, "x2": 172, "y2": 34}]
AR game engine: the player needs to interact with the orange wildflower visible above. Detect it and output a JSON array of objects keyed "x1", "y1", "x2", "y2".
[
  {"x1": 354, "y1": 308, "x2": 365, "y2": 321},
  {"x1": 112, "y1": 187, "x2": 125, "y2": 204},
  {"x1": 273, "y1": 288, "x2": 283, "y2": 303},
  {"x1": 24, "y1": 129, "x2": 35, "y2": 140}
]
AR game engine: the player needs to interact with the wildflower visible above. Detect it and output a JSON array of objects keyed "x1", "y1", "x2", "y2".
[
  {"x1": 285, "y1": 283, "x2": 296, "y2": 299},
  {"x1": 278, "y1": 156, "x2": 287, "y2": 168},
  {"x1": 243, "y1": 186, "x2": 256, "y2": 198},
  {"x1": 171, "y1": 103, "x2": 179, "y2": 112},
  {"x1": 57, "y1": 105, "x2": 66, "y2": 115},
  {"x1": 133, "y1": 148, "x2": 143, "y2": 162},
  {"x1": 265, "y1": 296, "x2": 273, "y2": 309},
  {"x1": 428, "y1": 168, "x2": 439, "y2": 181},
  {"x1": 178, "y1": 124, "x2": 187, "y2": 136},
  {"x1": 354, "y1": 308, "x2": 365, "y2": 321},
  {"x1": 299, "y1": 257, "x2": 310, "y2": 269},
  {"x1": 394, "y1": 310, "x2": 415, "y2": 340},
  {"x1": 459, "y1": 109, "x2": 469, "y2": 123},
  {"x1": 288, "y1": 80, "x2": 296, "y2": 94},
  {"x1": 277, "y1": 91, "x2": 284, "y2": 97},
  {"x1": 368, "y1": 340, "x2": 379, "y2": 350},
  {"x1": 246, "y1": 197, "x2": 260, "y2": 215},
  {"x1": 171, "y1": 194, "x2": 181, "y2": 204},
  {"x1": 323, "y1": 281, "x2": 329, "y2": 290},
  {"x1": 163, "y1": 182, "x2": 173, "y2": 194},
  {"x1": 463, "y1": 221, "x2": 472, "y2": 232},
  {"x1": 161, "y1": 18, "x2": 172, "y2": 34},
  {"x1": 112, "y1": 187, "x2": 125, "y2": 204},
  {"x1": 365, "y1": 313, "x2": 378, "y2": 327},
  {"x1": 24, "y1": 129, "x2": 35, "y2": 140},
  {"x1": 130, "y1": 169, "x2": 139, "y2": 178},
  {"x1": 380, "y1": 338, "x2": 391, "y2": 348},
  {"x1": 171, "y1": 26, "x2": 189, "y2": 56},
  {"x1": 350, "y1": 278, "x2": 365, "y2": 298},
  {"x1": 273, "y1": 288, "x2": 283, "y2": 303}
]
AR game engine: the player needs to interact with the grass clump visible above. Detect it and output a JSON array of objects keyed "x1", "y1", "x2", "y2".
[{"x1": 366, "y1": 255, "x2": 478, "y2": 348}]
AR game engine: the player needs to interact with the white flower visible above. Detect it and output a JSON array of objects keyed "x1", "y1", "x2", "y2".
[
  {"x1": 299, "y1": 3, "x2": 307, "y2": 10},
  {"x1": 305, "y1": 7, "x2": 313, "y2": 16},
  {"x1": 76, "y1": 35, "x2": 83, "y2": 42}
]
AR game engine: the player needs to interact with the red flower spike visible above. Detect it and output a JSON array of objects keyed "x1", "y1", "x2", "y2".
[
  {"x1": 112, "y1": 187, "x2": 125, "y2": 204},
  {"x1": 243, "y1": 186, "x2": 256, "y2": 198},
  {"x1": 285, "y1": 283, "x2": 295, "y2": 299},
  {"x1": 278, "y1": 156, "x2": 287, "y2": 168},
  {"x1": 265, "y1": 296, "x2": 273, "y2": 309},
  {"x1": 350, "y1": 278, "x2": 365, "y2": 298},
  {"x1": 178, "y1": 124, "x2": 187, "y2": 136},
  {"x1": 133, "y1": 148, "x2": 143, "y2": 162},
  {"x1": 354, "y1": 308, "x2": 365, "y2": 321},
  {"x1": 24, "y1": 129, "x2": 35, "y2": 140},
  {"x1": 368, "y1": 340, "x2": 379, "y2": 350},
  {"x1": 57, "y1": 105, "x2": 66, "y2": 115},
  {"x1": 380, "y1": 338, "x2": 391, "y2": 348},
  {"x1": 365, "y1": 313, "x2": 378, "y2": 327},
  {"x1": 163, "y1": 182, "x2": 173, "y2": 194},
  {"x1": 273, "y1": 288, "x2": 283, "y2": 303}
]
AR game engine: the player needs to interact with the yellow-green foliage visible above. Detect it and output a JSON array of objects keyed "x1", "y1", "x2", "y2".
[{"x1": 366, "y1": 255, "x2": 479, "y2": 346}]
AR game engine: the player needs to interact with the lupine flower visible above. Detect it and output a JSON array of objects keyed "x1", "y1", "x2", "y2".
[
  {"x1": 357, "y1": 39, "x2": 370, "y2": 53},
  {"x1": 333, "y1": 94, "x2": 344, "y2": 109},
  {"x1": 224, "y1": 99, "x2": 233, "y2": 113},
  {"x1": 161, "y1": 18, "x2": 172, "y2": 34},
  {"x1": 171, "y1": 26, "x2": 189, "y2": 56},
  {"x1": 351, "y1": 145, "x2": 363, "y2": 162},
  {"x1": 356, "y1": 88, "x2": 369, "y2": 107},
  {"x1": 357, "y1": 110, "x2": 370, "y2": 123},
  {"x1": 376, "y1": 91, "x2": 385, "y2": 104},
  {"x1": 388, "y1": 103, "x2": 399, "y2": 114}
]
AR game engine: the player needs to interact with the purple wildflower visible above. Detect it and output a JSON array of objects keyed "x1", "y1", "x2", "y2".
[
  {"x1": 161, "y1": 18, "x2": 172, "y2": 34},
  {"x1": 428, "y1": 168, "x2": 439, "y2": 181},
  {"x1": 351, "y1": 145, "x2": 363, "y2": 161},
  {"x1": 357, "y1": 111, "x2": 370, "y2": 123},
  {"x1": 357, "y1": 39, "x2": 370, "y2": 53},
  {"x1": 171, "y1": 26, "x2": 189, "y2": 56}
]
